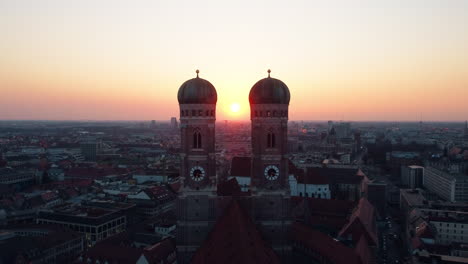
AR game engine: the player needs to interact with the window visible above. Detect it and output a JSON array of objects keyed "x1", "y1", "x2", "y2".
[
  {"x1": 193, "y1": 129, "x2": 202, "y2": 148},
  {"x1": 267, "y1": 130, "x2": 276, "y2": 148},
  {"x1": 206, "y1": 110, "x2": 209, "y2": 116},
  {"x1": 185, "y1": 110, "x2": 189, "y2": 116},
  {"x1": 273, "y1": 111, "x2": 277, "y2": 117},
  {"x1": 267, "y1": 111, "x2": 271, "y2": 117},
  {"x1": 181, "y1": 110, "x2": 184, "y2": 116},
  {"x1": 192, "y1": 110, "x2": 196, "y2": 116},
  {"x1": 255, "y1": 111, "x2": 258, "y2": 117},
  {"x1": 198, "y1": 110, "x2": 203, "y2": 116},
  {"x1": 211, "y1": 110, "x2": 214, "y2": 116}
]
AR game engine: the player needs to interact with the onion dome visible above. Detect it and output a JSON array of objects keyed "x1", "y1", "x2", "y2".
[
  {"x1": 249, "y1": 69, "x2": 290, "y2": 104},
  {"x1": 177, "y1": 70, "x2": 217, "y2": 104}
]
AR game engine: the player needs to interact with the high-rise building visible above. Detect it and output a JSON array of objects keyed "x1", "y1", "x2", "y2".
[
  {"x1": 401, "y1": 165, "x2": 424, "y2": 188},
  {"x1": 80, "y1": 139, "x2": 101, "y2": 161},
  {"x1": 422, "y1": 167, "x2": 468, "y2": 202}
]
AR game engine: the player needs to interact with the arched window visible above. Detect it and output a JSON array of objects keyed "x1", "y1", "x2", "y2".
[
  {"x1": 193, "y1": 128, "x2": 202, "y2": 149},
  {"x1": 267, "y1": 129, "x2": 276, "y2": 148}
]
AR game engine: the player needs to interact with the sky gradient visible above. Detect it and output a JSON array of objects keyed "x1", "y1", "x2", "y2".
[{"x1": 1, "y1": 0, "x2": 468, "y2": 121}]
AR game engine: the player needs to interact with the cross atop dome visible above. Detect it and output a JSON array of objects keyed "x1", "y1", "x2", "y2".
[
  {"x1": 267, "y1": 69, "x2": 271, "y2": 78},
  {"x1": 196, "y1": 69, "x2": 199, "y2": 78}
]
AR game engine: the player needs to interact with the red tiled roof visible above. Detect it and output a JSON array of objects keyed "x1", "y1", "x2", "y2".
[
  {"x1": 230, "y1": 157, "x2": 251, "y2": 177},
  {"x1": 191, "y1": 200, "x2": 280, "y2": 264},
  {"x1": 79, "y1": 244, "x2": 143, "y2": 264},
  {"x1": 143, "y1": 239, "x2": 176, "y2": 263},
  {"x1": 339, "y1": 198, "x2": 378, "y2": 246},
  {"x1": 355, "y1": 235, "x2": 372, "y2": 264},
  {"x1": 291, "y1": 222, "x2": 361, "y2": 264},
  {"x1": 217, "y1": 178, "x2": 245, "y2": 196},
  {"x1": 298, "y1": 168, "x2": 330, "y2": 184},
  {"x1": 416, "y1": 222, "x2": 434, "y2": 239},
  {"x1": 291, "y1": 197, "x2": 355, "y2": 230}
]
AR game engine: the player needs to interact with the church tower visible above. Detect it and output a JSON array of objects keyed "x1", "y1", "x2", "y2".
[
  {"x1": 248, "y1": 70, "x2": 292, "y2": 258},
  {"x1": 249, "y1": 69, "x2": 290, "y2": 195},
  {"x1": 176, "y1": 70, "x2": 218, "y2": 262}
]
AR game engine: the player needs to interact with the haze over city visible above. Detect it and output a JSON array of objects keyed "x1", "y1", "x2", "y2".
[{"x1": 1, "y1": 0, "x2": 468, "y2": 121}]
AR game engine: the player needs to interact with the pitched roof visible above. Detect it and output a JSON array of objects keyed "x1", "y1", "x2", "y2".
[
  {"x1": 299, "y1": 167, "x2": 330, "y2": 184},
  {"x1": 230, "y1": 157, "x2": 251, "y2": 177},
  {"x1": 80, "y1": 244, "x2": 144, "y2": 264},
  {"x1": 339, "y1": 198, "x2": 378, "y2": 246},
  {"x1": 217, "y1": 178, "x2": 244, "y2": 196},
  {"x1": 304, "y1": 167, "x2": 364, "y2": 185},
  {"x1": 291, "y1": 197, "x2": 356, "y2": 230},
  {"x1": 191, "y1": 200, "x2": 279, "y2": 264},
  {"x1": 143, "y1": 238, "x2": 176, "y2": 263},
  {"x1": 291, "y1": 222, "x2": 361, "y2": 264},
  {"x1": 355, "y1": 235, "x2": 372, "y2": 264}
]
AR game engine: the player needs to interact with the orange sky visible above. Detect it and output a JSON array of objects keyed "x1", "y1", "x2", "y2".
[{"x1": 1, "y1": 0, "x2": 468, "y2": 121}]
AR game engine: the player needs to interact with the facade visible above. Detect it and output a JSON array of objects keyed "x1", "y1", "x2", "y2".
[
  {"x1": 289, "y1": 171, "x2": 331, "y2": 199},
  {"x1": 80, "y1": 140, "x2": 101, "y2": 161},
  {"x1": 424, "y1": 167, "x2": 456, "y2": 202},
  {"x1": 37, "y1": 205, "x2": 126, "y2": 247},
  {"x1": 176, "y1": 70, "x2": 293, "y2": 263},
  {"x1": 401, "y1": 165, "x2": 424, "y2": 189}
]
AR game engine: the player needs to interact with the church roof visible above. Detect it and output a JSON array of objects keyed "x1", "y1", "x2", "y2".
[
  {"x1": 191, "y1": 200, "x2": 279, "y2": 264},
  {"x1": 230, "y1": 157, "x2": 251, "y2": 177},
  {"x1": 217, "y1": 178, "x2": 246, "y2": 196}
]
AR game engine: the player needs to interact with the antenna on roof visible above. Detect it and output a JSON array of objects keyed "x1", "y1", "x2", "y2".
[
  {"x1": 196, "y1": 69, "x2": 199, "y2": 78},
  {"x1": 267, "y1": 69, "x2": 271, "y2": 78}
]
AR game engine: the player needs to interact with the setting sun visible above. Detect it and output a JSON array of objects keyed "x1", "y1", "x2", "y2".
[{"x1": 230, "y1": 103, "x2": 240, "y2": 113}]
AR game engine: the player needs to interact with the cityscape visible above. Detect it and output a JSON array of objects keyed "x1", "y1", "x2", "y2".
[{"x1": 2, "y1": 1, "x2": 468, "y2": 264}]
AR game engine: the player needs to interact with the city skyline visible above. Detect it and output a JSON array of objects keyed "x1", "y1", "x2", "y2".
[{"x1": 2, "y1": 0, "x2": 468, "y2": 121}]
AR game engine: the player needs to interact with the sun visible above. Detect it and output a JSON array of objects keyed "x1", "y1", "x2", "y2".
[{"x1": 230, "y1": 103, "x2": 240, "y2": 113}]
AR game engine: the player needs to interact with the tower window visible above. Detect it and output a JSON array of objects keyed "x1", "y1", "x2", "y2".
[
  {"x1": 211, "y1": 110, "x2": 214, "y2": 116},
  {"x1": 260, "y1": 111, "x2": 263, "y2": 117},
  {"x1": 206, "y1": 110, "x2": 209, "y2": 116},
  {"x1": 255, "y1": 111, "x2": 258, "y2": 117},
  {"x1": 273, "y1": 111, "x2": 277, "y2": 117},
  {"x1": 193, "y1": 129, "x2": 202, "y2": 148},
  {"x1": 192, "y1": 110, "x2": 196, "y2": 116},
  {"x1": 185, "y1": 110, "x2": 189, "y2": 116},
  {"x1": 267, "y1": 131, "x2": 276, "y2": 148},
  {"x1": 267, "y1": 111, "x2": 271, "y2": 117},
  {"x1": 198, "y1": 110, "x2": 203, "y2": 116},
  {"x1": 181, "y1": 110, "x2": 184, "y2": 117}
]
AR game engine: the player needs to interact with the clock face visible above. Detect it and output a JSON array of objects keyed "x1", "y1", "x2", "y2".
[
  {"x1": 264, "y1": 165, "x2": 279, "y2": 181},
  {"x1": 190, "y1": 166, "x2": 205, "y2": 182}
]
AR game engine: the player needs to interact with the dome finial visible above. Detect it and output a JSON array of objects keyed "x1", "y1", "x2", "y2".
[
  {"x1": 196, "y1": 69, "x2": 199, "y2": 78},
  {"x1": 267, "y1": 69, "x2": 271, "y2": 78}
]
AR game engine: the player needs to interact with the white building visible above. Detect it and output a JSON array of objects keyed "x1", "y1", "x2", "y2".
[{"x1": 289, "y1": 172, "x2": 331, "y2": 199}]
